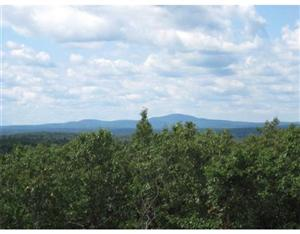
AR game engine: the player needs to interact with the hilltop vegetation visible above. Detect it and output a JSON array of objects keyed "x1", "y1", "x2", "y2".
[
  {"x1": 0, "y1": 128, "x2": 260, "y2": 155},
  {"x1": 0, "y1": 132, "x2": 78, "y2": 155},
  {"x1": 0, "y1": 110, "x2": 299, "y2": 229}
]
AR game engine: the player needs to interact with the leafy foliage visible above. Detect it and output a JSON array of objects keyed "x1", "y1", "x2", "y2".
[{"x1": 0, "y1": 112, "x2": 299, "y2": 229}]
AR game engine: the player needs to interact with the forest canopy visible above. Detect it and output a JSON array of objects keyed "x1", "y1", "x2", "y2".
[{"x1": 0, "y1": 110, "x2": 299, "y2": 229}]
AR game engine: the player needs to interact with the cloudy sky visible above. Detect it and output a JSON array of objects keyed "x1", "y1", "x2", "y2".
[{"x1": 2, "y1": 5, "x2": 300, "y2": 125}]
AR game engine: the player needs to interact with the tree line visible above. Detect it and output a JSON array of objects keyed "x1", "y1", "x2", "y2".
[{"x1": 0, "y1": 110, "x2": 299, "y2": 229}]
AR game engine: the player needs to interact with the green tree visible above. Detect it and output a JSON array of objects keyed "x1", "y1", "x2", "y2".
[{"x1": 134, "y1": 109, "x2": 153, "y2": 144}]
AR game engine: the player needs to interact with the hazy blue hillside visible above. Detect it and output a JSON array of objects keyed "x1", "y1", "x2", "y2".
[
  {"x1": 149, "y1": 114, "x2": 265, "y2": 129},
  {"x1": 1, "y1": 114, "x2": 297, "y2": 135}
]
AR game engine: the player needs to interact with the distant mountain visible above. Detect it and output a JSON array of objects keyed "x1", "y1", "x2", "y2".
[
  {"x1": 149, "y1": 114, "x2": 262, "y2": 129},
  {"x1": 1, "y1": 114, "x2": 298, "y2": 135}
]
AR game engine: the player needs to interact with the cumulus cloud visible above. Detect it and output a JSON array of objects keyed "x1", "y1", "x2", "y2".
[
  {"x1": 3, "y1": 6, "x2": 121, "y2": 42},
  {"x1": 5, "y1": 41, "x2": 53, "y2": 67},
  {"x1": 3, "y1": 6, "x2": 264, "y2": 46},
  {"x1": 69, "y1": 53, "x2": 83, "y2": 63},
  {"x1": 281, "y1": 21, "x2": 300, "y2": 51},
  {"x1": 2, "y1": 6, "x2": 299, "y2": 124}
]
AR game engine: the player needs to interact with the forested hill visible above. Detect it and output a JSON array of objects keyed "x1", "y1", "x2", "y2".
[
  {"x1": 0, "y1": 110, "x2": 299, "y2": 229},
  {"x1": 1, "y1": 113, "x2": 298, "y2": 135}
]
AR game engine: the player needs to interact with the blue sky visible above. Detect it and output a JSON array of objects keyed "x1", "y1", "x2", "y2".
[{"x1": 2, "y1": 5, "x2": 300, "y2": 125}]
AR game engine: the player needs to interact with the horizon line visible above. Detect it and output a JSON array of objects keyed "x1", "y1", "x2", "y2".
[{"x1": 2, "y1": 113, "x2": 299, "y2": 127}]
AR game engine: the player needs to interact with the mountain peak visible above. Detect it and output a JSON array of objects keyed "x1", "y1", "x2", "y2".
[{"x1": 150, "y1": 113, "x2": 200, "y2": 121}]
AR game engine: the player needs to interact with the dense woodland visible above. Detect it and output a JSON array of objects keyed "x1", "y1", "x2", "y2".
[{"x1": 0, "y1": 110, "x2": 299, "y2": 229}]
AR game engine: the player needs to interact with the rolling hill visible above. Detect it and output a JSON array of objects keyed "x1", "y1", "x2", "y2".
[{"x1": 1, "y1": 114, "x2": 298, "y2": 135}]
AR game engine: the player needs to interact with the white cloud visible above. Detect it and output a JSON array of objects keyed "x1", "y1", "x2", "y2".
[
  {"x1": 36, "y1": 52, "x2": 50, "y2": 63},
  {"x1": 65, "y1": 57, "x2": 141, "y2": 80},
  {"x1": 4, "y1": 6, "x2": 265, "y2": 47},
  {"x1": 6, "y1": 40, "x2": 22, "y2": 49},
  {"x1": 2, "y1": 6, "x2": 299, "y2": 124},
  {"x1": 69, "y1": 53, "x2": 83, "y2": 63},
  {"x1": 4, "y1": 6, "x2": 120, "y2": 42},
  {"x1": 6, "y1": 41, "x2": 53, "y2": 67},
  {"x1": 281, "y1": 21, "x2": 300, "y2": 51}
]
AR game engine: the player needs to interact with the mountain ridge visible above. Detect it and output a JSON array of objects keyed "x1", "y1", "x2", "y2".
[{"x1": 1, "y1": 114, "x2": 298, "y2": 135}]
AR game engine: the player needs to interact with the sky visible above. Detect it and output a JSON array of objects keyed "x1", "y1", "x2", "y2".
[{"x1": 1, "y1": 5, "x2": 300, "y2": 125}]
